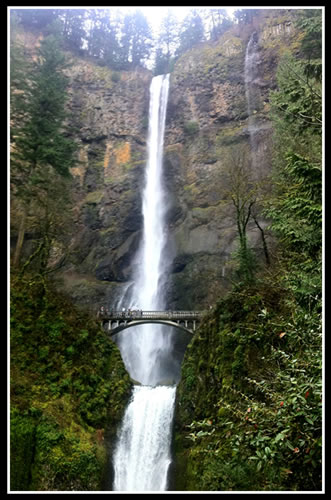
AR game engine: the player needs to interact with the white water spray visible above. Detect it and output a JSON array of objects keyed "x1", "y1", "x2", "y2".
[
  {"x1": 113, "y1": 385, "x2": 176, "y2": 491},
  {"x1": 244, "y1": 32, "x2": 260, "y2": 123},
  {"x1": 112, "y1": 74, "x2": 177, "y2": 491},
  {"x1": 244, "y1": 31, "x2": 263, "y2": 175}
]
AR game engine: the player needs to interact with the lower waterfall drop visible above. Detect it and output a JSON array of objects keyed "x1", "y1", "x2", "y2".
[
  {"x1": 111, "y1": 74, "x2": 178, "y2": 492},
  {"x1": 113, "y1": 385, "x2": 176, "y2": 491}
]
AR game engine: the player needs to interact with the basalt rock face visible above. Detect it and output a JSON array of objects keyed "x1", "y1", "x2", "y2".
[
  {"x1": 162, "y1": 10, "x2": 300, "y2": 309},
  {"x1": 58, "y1": 60, "x2": 153, "y2": 306},
  {"x1": 52, "y1": 10, "x2": 300, "y2": 310}
]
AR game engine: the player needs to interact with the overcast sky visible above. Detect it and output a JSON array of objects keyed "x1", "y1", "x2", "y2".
[
  {"x1": 106, "y1": 6, "x2": 238, "y2": 40},
  {"x1": 117, "y1": 6, "x2": 237, "y2": 28}
]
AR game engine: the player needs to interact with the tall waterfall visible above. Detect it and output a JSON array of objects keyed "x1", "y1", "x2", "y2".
[
  {"x1": 112, "y1": 74, "x2": 177, "y2": 491},
  {"x1": 244, "y1": 31, "x2": 260, "y2": 172},
  {"x1": 244, "y1": 31, "x2": 260, "y2": 123}
]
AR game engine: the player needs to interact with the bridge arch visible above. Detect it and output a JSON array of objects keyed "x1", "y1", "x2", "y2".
[
  {"x1": 99, "y1": 310, "x2": 204, "y2": 337},
  {"x1": 104, "y1": 319, "x2": 195, "y2": 337}
]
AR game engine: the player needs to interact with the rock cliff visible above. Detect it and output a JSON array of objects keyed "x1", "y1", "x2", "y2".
[
  {"x1": 18, "y1": 10, "x2": 302, "y2": 311},
  {"x1": 161, "y1": 9, "x2": 300, "y2": 309},
  {"x1": 57, "y1": 59, "x2": 153, "y2": 306}
]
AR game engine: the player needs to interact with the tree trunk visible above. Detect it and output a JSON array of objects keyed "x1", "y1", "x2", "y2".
[
  {"x1": 253, "y1": 216, "x2": 271, "y2": 266},
  {"x1": 13, "y1": 210, "x2": 27, "y2": 268}
]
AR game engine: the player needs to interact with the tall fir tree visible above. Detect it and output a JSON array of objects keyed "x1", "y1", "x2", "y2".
[
  {"x1": 120, "y1": 10, "x2": 153, "y2": 68},
  {"x1": 154, "y1": 9, "x2": 179, "y2": 75},
  {"x1": 176, "y1": 9, "x2": 205, "y2": 56},
  {"x1": 11, "y1": 32, "x2": 77, "y2": 267}
]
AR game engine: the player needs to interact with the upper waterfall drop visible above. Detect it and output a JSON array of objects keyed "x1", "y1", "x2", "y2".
[
  {"x1": 244, "y1": 31, "x2": 260, "y2": 121},
  {"x1": 136, "y1": 74, "x2": 170, "y2": 311},
  {"x1": 115, "y1": 74, "x2": 172, "y2": 387}
]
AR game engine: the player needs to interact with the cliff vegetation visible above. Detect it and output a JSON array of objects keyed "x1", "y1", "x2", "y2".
[
  {"x1": 10, "y1": 7, "x2": 322, "y2": 493},
  {"x1": 10, "y1": 272, "x2": 132, "y2": 490},
  {"x1": 173, "y1": 9, "x2": 322, "y2": 492}
]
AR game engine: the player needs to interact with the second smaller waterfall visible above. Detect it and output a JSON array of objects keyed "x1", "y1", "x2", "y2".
[
  {"x1": 244, "y1": 31, "x2": 265, "y2": 176},
  {"x1": 244, "y1": 31, "x2": 260, "y2": 122}
]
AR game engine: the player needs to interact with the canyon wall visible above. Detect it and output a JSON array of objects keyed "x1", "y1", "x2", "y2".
[{"x1": 14, "y1": 10, "x2": 303, "y2": 311}]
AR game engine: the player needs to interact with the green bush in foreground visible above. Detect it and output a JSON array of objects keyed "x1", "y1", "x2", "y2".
[{"x1": 10, "y1": 274, "x2": 132, "y2": 491}]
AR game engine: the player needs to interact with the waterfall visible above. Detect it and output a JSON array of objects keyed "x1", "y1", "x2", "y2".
[
  {"x1": 112, "y1": 385, "x2": 176, "y2": 491},
  {"x1": 112, "y1": 74, "x2": 178, "y2": 491},
  {"x1": 244, "y1": 31, "x2": 261, "y2": 173},
  {"x1": 244, "y1": 31, "x2": 259, "y2": 122}
]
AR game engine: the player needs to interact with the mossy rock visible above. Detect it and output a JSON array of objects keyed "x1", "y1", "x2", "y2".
[{"x1": 84, "y1": 190, "x2": 104, "y2": 205}]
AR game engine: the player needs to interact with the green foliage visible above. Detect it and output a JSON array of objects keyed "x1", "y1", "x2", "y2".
[
  {"x1": 175, "y1": 274, "x2": 322, "y2": 491},
  {"x1": 174, "y1": 11, "x2": 322, "y2": 491},
  {"x1": 10, "y1": 409, "x2": 36, "y2": 491},
  {"x1": 233, "y1": 245, "x2": 257, "y2": 285},
  {"x1": 176, "y1": 9, "x2": 205, "y2": 57},
  {"x1": 270, "y1": 53, "x2": 321, "y2": 138},
  {"x1": 295, "y1": 10, "x2": 322, "y2": 72},
  {"x1": 265, "y1": 153, "x2": 321, "y2": 259},
  {"x1": 120, "y1": 9, "x2": 153, "y2": 68},
  {"x1": 11, "y1": 34, "x2": 77, "y2": 182},
  {"x1": 111, "y1": 71, "x2": 121, "y2": 83},
  {"x1": 11, "y1": 28, "x2": 78, "y2": 271},
  {"x1": 10, "y1": 273, "x2": 132, "y2": 490},
  {"x1": 153, "y1": 9, "x2": 179, "y2": 75},
  {"x1": 183, "y1": 120, "x2": 199, "y2": 136},
  {"x1": 12, "y1": 7, "x2": 233, "y2": 72}
]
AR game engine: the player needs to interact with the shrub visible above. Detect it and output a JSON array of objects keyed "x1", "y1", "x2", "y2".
[{"x1": 184, "y1": 120, "x2": 199, "y2": 135}]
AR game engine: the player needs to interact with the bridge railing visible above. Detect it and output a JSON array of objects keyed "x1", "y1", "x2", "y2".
[{"x1": 98, "y1": 310, "x2": 205, "y2": 320}]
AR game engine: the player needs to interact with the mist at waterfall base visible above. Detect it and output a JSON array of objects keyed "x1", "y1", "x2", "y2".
[{"x1": 110, "y1": 74, "x2": 189, "y2": 492}]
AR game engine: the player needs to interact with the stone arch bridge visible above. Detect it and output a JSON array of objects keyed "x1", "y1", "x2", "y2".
[{"x1": 98, "y1": 310, "x2": 205, "y2": 336}]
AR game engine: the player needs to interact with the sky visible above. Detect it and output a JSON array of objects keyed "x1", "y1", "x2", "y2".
[
  {"x1": 116, "y1": 6, "x2": 237, "y2": 29},
  {"x1": 106, "y1": 6, "x2": 238, "y2": 40}
]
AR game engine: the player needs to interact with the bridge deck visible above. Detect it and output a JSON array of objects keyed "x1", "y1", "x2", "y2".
[{"x1": 98, "y1": 310, "x2": 205, "y2": 321}]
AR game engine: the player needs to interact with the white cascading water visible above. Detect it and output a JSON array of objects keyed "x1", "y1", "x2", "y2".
[
  {"x1": 112, "y1": 74, "x2": 177, "y2": 491},
  {"x1": 244, "y1": 31, "x2": 259, "y2": 124},
  {"x1": 244, "y1": 31, "x2": 262, "y2": 175}
]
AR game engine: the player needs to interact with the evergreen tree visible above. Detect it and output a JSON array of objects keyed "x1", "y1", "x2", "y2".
[
  {"x1": 177, "y1": 9, "x2": 205, "y2": 56},
  {"x1": 295, "y1": 9, "x2": 322, "y2": 80},
  {"x1": 265, "y1": 10, "x2": 322, "y2": 307},
  {"x1": 11, "y1": 33, "x2": 77, "y2": 267},
  {"x1": 120, "y1": 10, "x2": 153, "y2": 68},
  {"x1": 208, "y1": 8, "x2": 233, "y2": 40},
  {"x1": 87, "y1": 9, "x2": 108, "y2": 59},
  {"x1": 154, "y1": 9, "x2": 179, "y2": 75},
  {"x1": 233, "y1": 8, "x2": 260, "y2": 25},
  {"x1": 61, "y1": 9, "x2": 86, "y2": 54},
  {"x1": 154, "y1": 47, "x2": 170, "y2": 76},
  {"x1": 270, "y1": 54, "x2": 322, "y2": 141}
]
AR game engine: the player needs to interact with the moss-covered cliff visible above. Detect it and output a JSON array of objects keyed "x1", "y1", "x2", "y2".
[
  {"x1": 173, "y1": 272, "x2": 322, "y2": 491},
  {"x1": 170, "y1": 9, "x2": 322, "y2": 491},
  {"x1": 10, "y1": 274, "x2": 132, "y2": 491}
]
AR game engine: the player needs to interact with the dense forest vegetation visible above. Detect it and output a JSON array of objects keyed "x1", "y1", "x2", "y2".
[
  {"x1": 174, "y1": 9, "x2": 322, "y2": 491},
  {"x1": 10, "y1": 8, "x2": 322, "y2": 492},
  {"x1": 11, "y1": 7, "x2": 242, "y2": 73}
]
